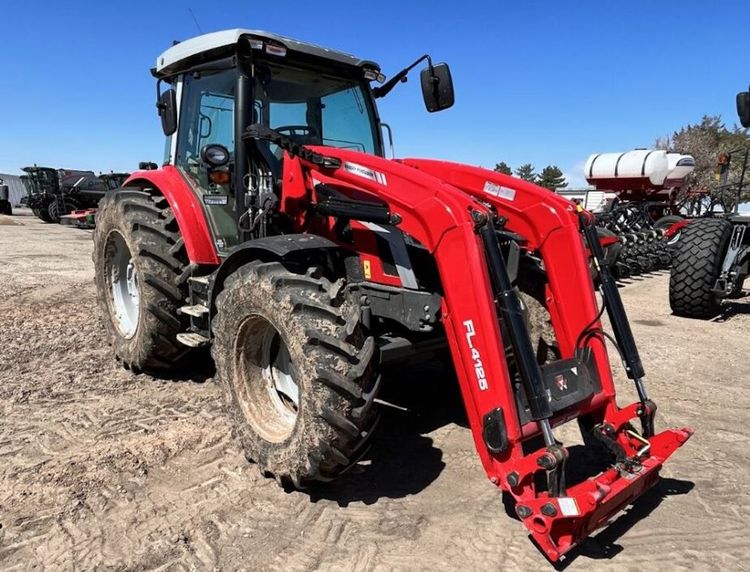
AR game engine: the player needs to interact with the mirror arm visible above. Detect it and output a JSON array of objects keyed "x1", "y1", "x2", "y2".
[
  {"x1": 373, "y1": 54, "x2": 432, "y2": 99},
  {"x1": 155, "y1": 78, "x2": 164, "y2": 112}
]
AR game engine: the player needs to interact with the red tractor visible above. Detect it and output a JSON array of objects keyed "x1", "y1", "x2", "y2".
[{"x1": 93, "y1": 30, "x2": 692, "y2": 562}]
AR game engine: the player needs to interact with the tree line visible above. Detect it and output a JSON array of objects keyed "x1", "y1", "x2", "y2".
[
  {"x1": 493, "y1": 162, "x2": 568, "y2": 191},
  {"x1": 655, "y1": 115, "x2": 750, "y2": 213}
]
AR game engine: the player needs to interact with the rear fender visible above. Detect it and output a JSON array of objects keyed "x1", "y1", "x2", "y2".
[{"x1": 124, "y1": 165, "x2": 219, "y2": 265}]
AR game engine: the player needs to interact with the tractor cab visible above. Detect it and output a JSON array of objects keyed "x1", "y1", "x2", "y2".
[
  {"x1": 22, "y1": 166, "x2": 61, "y2": 220},
  {"x1": 99, "y1": 172, "x2": 131, "y2": 191},
  {"x1": 151, "y1": 29, "x2": 454, "y2": 251},
  {"x1": 22, "y1": 166, "x2": 60, "y2": 196}
]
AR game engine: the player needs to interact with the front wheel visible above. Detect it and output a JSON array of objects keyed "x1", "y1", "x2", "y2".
[
  {"x1": 93, "y1": 188, "x2": 192, "y2": 371},
  {"x1": 212, "y1": 261, "x2": 379, "y2": 488}
]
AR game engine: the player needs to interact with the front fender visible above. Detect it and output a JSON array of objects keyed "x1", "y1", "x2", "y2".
[
  {"x1": 124, "y1": 166, "x2": 219, "y2": 265},
  {"x1": 208, "y1": 233, "x2": 342, "y2": 313}
]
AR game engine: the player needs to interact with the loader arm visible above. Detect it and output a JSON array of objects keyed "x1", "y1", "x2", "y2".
[{"x1": 279, "y1": 149, "x2": 692, "y2": 561}]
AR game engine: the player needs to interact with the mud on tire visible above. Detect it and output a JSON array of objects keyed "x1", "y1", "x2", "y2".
[
  {"x1": 93, "y1": 187, "x2": 191, "y2": 371},
  {"x1": 669, "y1": 218, "x2": 732, "y2": 318},
  {"x1": 212, "y1": 261, "x2": 379, "y2": 488}
]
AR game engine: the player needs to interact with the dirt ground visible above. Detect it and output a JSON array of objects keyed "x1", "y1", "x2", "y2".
[{"x1": 1, "y1": 209, "x2": 749, "y2": 571}]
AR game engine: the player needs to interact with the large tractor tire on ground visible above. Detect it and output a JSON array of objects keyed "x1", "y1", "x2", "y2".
[
  {"x1": 669, "y1": 218, "x2": 732, "y2": 318},
  {"x1": 93, "y1": 188, "x2": 191, "y2": 371},
  {"x1": 212, "y1": 261, "x2": 380, "y2": 488},
  {"x1": 33, "y1": 206, "x2": 54, "y2": 223},
  {"x1": 48, "y1": 197, "x2": 80, "y2": 224}
]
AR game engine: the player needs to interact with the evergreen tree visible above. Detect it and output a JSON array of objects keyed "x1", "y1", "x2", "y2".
[
  {"x1": 537, "y1": 165, "x2": 568, "y2": 190},
  {"x1": 494, "y1": 161, "x2": 512, "y2": 175},
  {"x1": 514, "y1": 163, "x2": 537, "y2": 182}
]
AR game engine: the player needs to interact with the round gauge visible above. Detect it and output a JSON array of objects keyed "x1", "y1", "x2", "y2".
[{"x1": 201, "y1": 144, "x2": 230, "y2": 167}]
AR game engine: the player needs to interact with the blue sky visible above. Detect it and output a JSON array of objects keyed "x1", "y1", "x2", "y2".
[{"x1": 1, "y1": 0, "x2": 748, "y2": 186}]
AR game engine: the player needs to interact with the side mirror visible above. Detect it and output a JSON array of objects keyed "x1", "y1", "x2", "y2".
[
  {"x1": 420, "y1": 62, "x2": 455, "y2": 113},
  {"x1": 158, "y1": 88, "x2": 178, "y2": 136},
  {"x1": 737, "y1": 90, "x2": 750, "y2": 128}
]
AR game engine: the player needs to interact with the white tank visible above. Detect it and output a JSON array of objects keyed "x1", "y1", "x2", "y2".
[
  {"x1": 584, "y1": 150, "x2": 695, "y2": 191},
  {"x1": 664, "y1": 153, "x2": 695, "y2": 187},
  {"x1": 585, "y1": 150, "x2": 669, "y2": 189}
]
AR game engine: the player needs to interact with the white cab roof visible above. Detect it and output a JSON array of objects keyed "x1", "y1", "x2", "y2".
[{"x1": 155, "y1": 29, "x2": 373, "y2": 76}]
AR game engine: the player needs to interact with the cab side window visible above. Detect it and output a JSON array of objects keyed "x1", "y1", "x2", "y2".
[{"x1": 176, "y1": 70, "x2": 235, "y2": 184}]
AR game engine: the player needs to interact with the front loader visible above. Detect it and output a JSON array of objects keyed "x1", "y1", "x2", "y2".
[{"x1": 92, "y1": 30, "x2": 692, "y2": 562}]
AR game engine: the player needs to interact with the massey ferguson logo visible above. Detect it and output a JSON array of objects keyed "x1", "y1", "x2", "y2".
[
  {"x1": 463, "y1": 320, "x2": 488, "y2": 390},
  {"x1": 555, "y1": 374, "x2": 568, "y2": 392}
]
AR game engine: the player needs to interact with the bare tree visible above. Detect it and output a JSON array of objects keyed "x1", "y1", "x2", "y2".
[{"x1": 656, "y1": 115, "x2": 750, "y2": 212}]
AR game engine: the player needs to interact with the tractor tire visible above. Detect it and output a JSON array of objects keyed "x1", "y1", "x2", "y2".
[
  {"x1": 669, "y1": 218, "x2": 732, "y2": 318},
  {"x1": 212, "y1": 261, "x2": 379, "y2": 488},
  {"x1": 34, "y1": 206, "x2": 54, "y2": 223},
  {"x1": 93, "y1": 188, "x2": 191, "y2": 371},
  {"x1": 0, "y1": 200, "x2": 11, "y2": 216},
  {"x1": 48, "y1": 197, "x2": 79, "y2": 223}
]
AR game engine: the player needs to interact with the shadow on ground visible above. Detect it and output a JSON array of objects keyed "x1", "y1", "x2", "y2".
[
  {"x1": 551, "y1": 477, "x2": 695, "y2": 567},
  {"x1": 714, "y1": 295, "x2": 750, "y2": 322},
  {"x1": 310, "y1": 358, "x2": 464, "y2": 505}
]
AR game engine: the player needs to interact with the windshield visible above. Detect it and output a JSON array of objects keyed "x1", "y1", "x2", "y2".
[
  {"x1": 23, "y1": 169, "x2": 58, "y2": 194},
  {"x1": 253, "y1": 61, "x2": 380, "y2": 155}
]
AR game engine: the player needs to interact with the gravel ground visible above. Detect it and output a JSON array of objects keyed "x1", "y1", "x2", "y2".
[{"x1": 1, "y1": 209, "x2": 749, "y2": 571}]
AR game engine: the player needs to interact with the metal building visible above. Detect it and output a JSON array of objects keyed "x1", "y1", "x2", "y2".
[{"x1": 0, "y1": 173, "x2": 27, "y2": 206}]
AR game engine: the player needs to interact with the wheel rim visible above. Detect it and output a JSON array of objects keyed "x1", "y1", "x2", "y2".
[
  {"x1": 106, "y1": 231, "x2": 140, "y2": 339},
  {"x1": 235, "y1": 316, "x2": 299, "y2": 442}
]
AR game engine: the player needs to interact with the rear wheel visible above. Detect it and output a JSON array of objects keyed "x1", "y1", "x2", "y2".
[
  {"x1": 212, "y1": 261, "x2": 379, "y2": 487},
  {"x1": 93, "y1": 188, "x2": 192, "y2": 371},
  {"x1": 669, "y1": 218, "x2": 732, "y2": 318},
  {"x1": 48, "y1": 196, "x2": 79, "y2": 223},
  {"x1": 34, "y1": 204, "x2": 54, "y2": 223}
]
